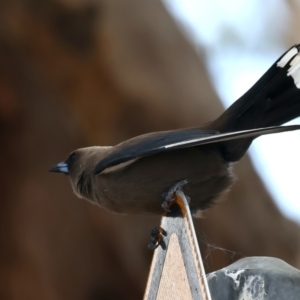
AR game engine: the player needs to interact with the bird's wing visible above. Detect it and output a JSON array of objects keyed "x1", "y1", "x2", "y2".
[{"x1": 94, "y1": 125, "x2": 300, "y2": 174}]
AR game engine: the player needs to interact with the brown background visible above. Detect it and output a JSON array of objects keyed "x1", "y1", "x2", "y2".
[{"x1": 0, "y1": 0, "x2": 300, "y2": 299}]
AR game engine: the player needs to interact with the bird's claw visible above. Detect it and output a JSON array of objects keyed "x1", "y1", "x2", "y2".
[
  {"x1": 148, "y1": 227, "x2": 167, "y2": 250},
  {"x1": 161, "y1": 200, "x2": 171, "y2": 212},
  {"x1": 161, "y1": 179, "x2": 188, "y2": 212}
]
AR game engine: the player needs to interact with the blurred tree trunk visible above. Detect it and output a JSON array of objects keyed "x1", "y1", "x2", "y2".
[{"x1": 0, "y1": 0, "x2": 300, "y2": 299}]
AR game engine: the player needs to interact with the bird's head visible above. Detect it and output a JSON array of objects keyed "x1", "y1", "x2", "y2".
[{"x1": 49, "y1": 146, "x2": 111, "y2": 199}]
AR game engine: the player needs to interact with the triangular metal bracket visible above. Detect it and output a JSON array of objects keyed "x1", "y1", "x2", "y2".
[{"x1": 144, "y1": 191, "x2": 212, "y2": 300}]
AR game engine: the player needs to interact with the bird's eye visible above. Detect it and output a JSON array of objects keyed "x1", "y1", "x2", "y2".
[
  {"x1": 65, "y1": 152, "x2": 77, "y2": 169},
  {"x1": 70, "y1": 152, "x2": 77, "y2": 160}
]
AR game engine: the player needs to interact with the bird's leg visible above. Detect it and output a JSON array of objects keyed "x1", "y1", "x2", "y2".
[
  {"x1": 148, "y1": 227, "x2": 167, "y2": 250},
  {"x1": 162, "y1": 179, "x2": 188, "y2": 212},
  {"x1": 148, "y1": 180, "x2": 188, "y2": 250}
]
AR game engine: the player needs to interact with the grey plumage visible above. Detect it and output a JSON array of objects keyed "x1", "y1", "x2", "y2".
[{"x1": 50, "y1": 45, "x2": 300, "y2": 216}]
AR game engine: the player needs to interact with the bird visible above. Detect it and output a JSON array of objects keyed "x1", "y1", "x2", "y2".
[{"x1": 50, "y1": 44, "x2": 300, "y2": 218}]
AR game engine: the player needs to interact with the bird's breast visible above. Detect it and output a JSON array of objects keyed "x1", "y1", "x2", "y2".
[{"x1": 95, "y1": 146, "x2": 234, "y2": 215}]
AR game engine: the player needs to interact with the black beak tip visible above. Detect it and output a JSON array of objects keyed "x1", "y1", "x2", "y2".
[
  {"x1": 48, "y1": 162, "x2": 69, "y2": 174},
  {"x1": 49, "y1": 165, "x2": 60, "y2": 173}
]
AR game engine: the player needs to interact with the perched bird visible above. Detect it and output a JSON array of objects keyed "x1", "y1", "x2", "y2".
[{"x1": 50, "y1": 45, "x2": 300, "y2": 217}]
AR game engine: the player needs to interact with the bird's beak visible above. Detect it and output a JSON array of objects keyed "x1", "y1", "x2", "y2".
[{"x1": 49, "y1": 162, "x2": 69, "y2": 174}]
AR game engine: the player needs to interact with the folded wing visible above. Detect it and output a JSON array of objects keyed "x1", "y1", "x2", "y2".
[{"x1": 94, "y1": 125, "x2": 300, "y2": 175}]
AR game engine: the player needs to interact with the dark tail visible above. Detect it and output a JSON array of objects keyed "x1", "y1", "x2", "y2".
[{"x1": 211, "y1": 44, "x2": 300, "y2": 162}]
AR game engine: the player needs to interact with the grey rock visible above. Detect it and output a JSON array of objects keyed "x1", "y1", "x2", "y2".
[{"x1": 207, "y1": 256, "x2": 300, "y2": 300}]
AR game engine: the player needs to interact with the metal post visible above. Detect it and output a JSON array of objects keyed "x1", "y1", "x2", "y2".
[{"x1": 144, "y1": 191, "x2": 212, "y2": 300}]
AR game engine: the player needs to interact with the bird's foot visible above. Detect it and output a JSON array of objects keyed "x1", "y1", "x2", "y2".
[
  {"x1": 148, "y1": 227, "x2": 167, "y2": 250},
  {"x1": 162, "y1": 179, "x2": 188, "y2": 212}
]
